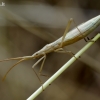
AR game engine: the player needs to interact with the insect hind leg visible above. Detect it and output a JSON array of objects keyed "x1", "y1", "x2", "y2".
[
  {"x1": 84, "y1": 36, "x2": 95, "y2": 42},
  {"x1": 60, "y1": 18, "x2": 73, "y2": 47},
  {"x1": 60, "y1": 18, "x2": 85, "y2": 47},
  {"x1": 72, "y1": 19, "x2": 94, "y2": 43}
]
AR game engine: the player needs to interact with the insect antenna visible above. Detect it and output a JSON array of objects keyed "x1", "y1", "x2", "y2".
[
  {"x1": 0, "y1": 56, "x2": 33, "y2": 62},
  {"x1": 2, "y1": 58, "x2": 26, "y2": 81},
  {"x1": 0, "y1": 57, "x2": 25, "y2": 62}
]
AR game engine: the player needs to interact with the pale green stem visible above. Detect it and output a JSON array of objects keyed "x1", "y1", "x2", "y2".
[{"x1": 27, "y1": 34, "x2": 100, "y2": 100}]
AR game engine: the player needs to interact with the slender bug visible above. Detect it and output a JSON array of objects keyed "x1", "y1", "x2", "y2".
[{"x1": 0, "y1": 15, "x2": 100, "y2": 81}]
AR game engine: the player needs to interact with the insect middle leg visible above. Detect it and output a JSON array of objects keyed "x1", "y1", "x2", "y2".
[{"x1": 54, "y1": 48, "x2": 79, "y2": 59}]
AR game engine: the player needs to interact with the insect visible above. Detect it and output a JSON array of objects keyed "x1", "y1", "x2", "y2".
[{"x1": 0, "y1": 15, "x2": 100, "y2": 81}]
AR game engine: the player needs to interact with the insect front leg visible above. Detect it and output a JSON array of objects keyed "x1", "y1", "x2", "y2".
[
  {"x1": 32, "y1": 54, "x2": 47, "y2": 76},
  {"x1": 32, "y1": 54, "x2": 46, "y2": 91},
  {"x1": 60, "y1": 18, "x2": 83, "y2": 47},
  {"x1": 31, "y1": 54, "x2": 47, "y2": 76},
  {"x1": 32, "y1": 56, "x2": 45, "y2": 69},
  {"x1": 39, "y1": 54, "x2": 47, "y2": 76}
]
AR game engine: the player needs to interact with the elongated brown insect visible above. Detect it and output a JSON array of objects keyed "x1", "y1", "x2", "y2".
[{"x1": 0, "y1": 15, "x2": 100, "y2": 80}]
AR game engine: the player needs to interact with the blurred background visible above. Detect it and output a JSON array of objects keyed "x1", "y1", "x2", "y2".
[{"x1": 0, "y1": 0, "x2": 100, "y2": 100}]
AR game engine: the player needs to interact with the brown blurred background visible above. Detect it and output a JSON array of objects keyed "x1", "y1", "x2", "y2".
[{"x1": 0, "y1": 0, "x2": 100, "y2": 100}]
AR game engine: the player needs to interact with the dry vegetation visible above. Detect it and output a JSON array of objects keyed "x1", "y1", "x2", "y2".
[{"x1": 0, "y1": 0, "x2": 100, "y2": 100}]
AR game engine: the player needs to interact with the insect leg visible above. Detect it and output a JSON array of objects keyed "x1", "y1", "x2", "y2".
[
  {"x1": 54, "y1": 48, "x2": 78, "y2": 59},
  {"x1": 60, "y1": 18, "x2": 86, "y2": 47},
  {"x1": 32, "y1": 68, "x2": 44, "y2": 91},
  {"x1": 84, "y1": 37, "x2": 95, "y2": 42},
  {"x1": 32, "y1": 55, "x2": 46, "y2": 91},
  {"x1": 32, "y1": 56, "x2": 45, "y2": 69},
  {"x1": 60, "y1": 18, "x2": 73, "y2": 47},
  {"x1": 87, "y1": 37, "x2": 95, "y2": 42},
  {"x1": 84, "y1": 37, "x2": 91, "y2": 42},
  {"x1": 39, "y1": 54, "x2": 46, "y2": 76},
  {"x1": 2, "y1": 58, "x2": 26, "y2": 81},
  {"x1": 71, "y1": 19, "x2": 92, "y2": 42},
  {"x1": 84, "y1": 38, "x2": 88, "y2": 42},
  {"x1": 87, "y1": 37, "x2": 90, "y2": 40},
  {"x1": 32, "y1": 54, "x2": 47, "y2": 76},
  {"x1": 72, "y1": 19, "x2": 95, "y2": 43}
]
